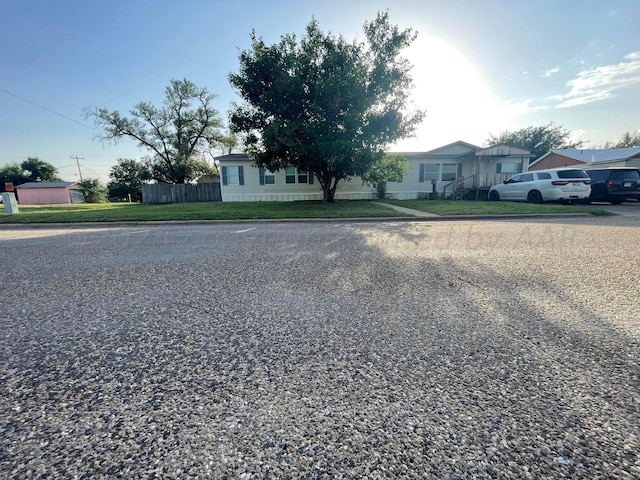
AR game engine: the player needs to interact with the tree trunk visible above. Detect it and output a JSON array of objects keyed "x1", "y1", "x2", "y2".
[{"x1": 318, "y1": 175, "x2": 339, "y2": 203}]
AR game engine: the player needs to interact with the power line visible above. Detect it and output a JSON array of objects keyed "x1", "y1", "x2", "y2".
[{"x1": 0, "y1": 87, "x2": 95, "y2": 130}]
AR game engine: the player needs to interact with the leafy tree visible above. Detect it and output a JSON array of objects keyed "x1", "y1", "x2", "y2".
[
  {"x1": 80, "y1": 178, "x2": 109, "y2": 203},
  {"x1": 85, "y1": 78, "x2": 224, "y2": 184},
  {"x1": 22, "y1": 157, "x2": 62, "y2": 182},
  {"x1": 107, "y1": 158, "x2": 152, "y2": 202},
  {"x1": 0, "y1": 163, "x2": 28, "y2": 187},
  {"x1": 229, "y1": 12, "x2": 424, "y2": 202},
  {"x1": 487, "y1": 122, "x2": 584, "y2": 162},
  {"x1": 600, "y1": 130, "x2": 640, "y2": 148},
  {"x1": 0, "y1": 158, "x2": 61, "y2": 188},
  {"x1": 213, "y1": 129, "x2": 240, "y2": 155},
  {"x1": 361, "y1": 154, "x2": 409, "y2": 199}
]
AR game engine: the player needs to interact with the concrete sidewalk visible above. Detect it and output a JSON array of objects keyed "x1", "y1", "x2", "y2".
[{"x1": 371, "y1": 201, "x2": 440, "y2": 217}]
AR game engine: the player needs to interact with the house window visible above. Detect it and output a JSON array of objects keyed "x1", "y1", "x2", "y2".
[
  {"x1": 420, "y1": 163, "x2": 439, "y2": 182},
  {"x1": 442, "y1": 163, "x2": 457, "y2": 182},
  {"x1": 496, "y1": 162, "x2": 520, "y2": 174},
  {"x1": 259, "y1": 167, "x2": 275, "y2": 185},
  {"x1": 222, "y1": 165, "x2": 245, "y2": 186},
  {"x1": 285, "y1": 167, "x2": 314, "y2": 184},
  {"x1": 285, "y1": 166, "x2": 297, "y2": 184}
]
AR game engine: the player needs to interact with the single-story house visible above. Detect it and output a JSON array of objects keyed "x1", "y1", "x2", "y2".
[
  {"x1": 197, "y1": 174, "x2": 220, "y2": 184},
  {"x1": 15, "y1": 182, "x2": 86, "y2": 205},
  {"x1": 218, "y1": 141, "x2": 532, "y2": 201},
  {"x1": 530, "y1": 147, "x2": 640, "y2": 171}
]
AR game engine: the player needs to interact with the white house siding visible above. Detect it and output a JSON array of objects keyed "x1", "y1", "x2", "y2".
[
  {"x1": 628, "y1": 157, "x2": 640, "y2": 168},
  {"x1": 220, "y1": 161, "x2": 379, "y2": 201},
  {"x1": 218, "y1": 142, "x2": 532, "y2": 202}
]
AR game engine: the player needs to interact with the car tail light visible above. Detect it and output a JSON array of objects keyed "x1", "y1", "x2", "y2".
[
  {"x1": 606, "y1": 179, "x2": 613, "y2": 188},
  {"x1": 551, "y1": 181, "x2": 568, "y2": 186},
  {"x1": 583, "y1": 179, "x2": 591, "y2": 185}
]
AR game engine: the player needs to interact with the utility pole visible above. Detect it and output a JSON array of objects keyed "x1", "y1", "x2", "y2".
[{"x1": 71, "y1": 155, "x2": 84, "y2": 182}]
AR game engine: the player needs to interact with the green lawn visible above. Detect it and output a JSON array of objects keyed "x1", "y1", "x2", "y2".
[
  {"x1": 0, "y1": 199, "x2": 611, "y2": 224},
  {"x1": 0, "y1": 201, "x2": 406, "y2": 224},
  {"x1": 383, "y1": 199, "x2": 612, "y2": 216}
]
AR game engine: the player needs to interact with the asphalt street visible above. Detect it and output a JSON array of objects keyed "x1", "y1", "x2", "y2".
[{"x1": 1, "y1": 216, "x2": 639, "y2": 479}]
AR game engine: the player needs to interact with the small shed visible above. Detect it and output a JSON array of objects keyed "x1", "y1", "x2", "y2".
[{"x1": 16, "y1": 182, "x2": 86, "y2": 205}]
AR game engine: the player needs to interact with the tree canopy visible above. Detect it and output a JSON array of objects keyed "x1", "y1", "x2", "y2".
[
  {"x1": 85, "y1": 79, "x2": 224, "y2": 184},
  {"x1": 487, "y1": 122, "x2": 583, "y2": 162},
  {"x1": 600, "y1": 130, "x2": 640, "y2": 148},
  {"x1": 361, "y1": 154, "x2": 409, "y2": 199},
  {"x1": 80, "y1": 178, "x2": 109, "y2": 203},
  {"x1": 0, "y1": 158, "x2": 61, "y2": 187},
  {"x1": 229, "y1": 12, "x2": 424, "y2": 202},
  {"x1": 107, "y1": 158, "x2": 152, "y2": 202}
]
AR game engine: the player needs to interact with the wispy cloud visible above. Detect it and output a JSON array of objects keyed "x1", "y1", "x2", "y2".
[
  {"x1": 543, "y1": 67, "x2": 560, "y2": 78},
  {"x1": 551, "y1": 51, "x2": 640, "y2": 108},
  {"x1": 507, "y1": 98, "x2": 549, "y2": 115}
]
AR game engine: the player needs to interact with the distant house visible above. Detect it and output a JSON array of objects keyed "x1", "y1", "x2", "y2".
[
  {"x1": 530, "y1": 147, "x2": 640, "y2": 171},
  {"x1": 15, "y1": 182, "x2": 86, "y2": 205},
  {"x1": 196, "y1": 174, "x2": 221, "y2": 184},
  {"x1": 217, "y1": 141, "x2": 532, "y2": 201}
]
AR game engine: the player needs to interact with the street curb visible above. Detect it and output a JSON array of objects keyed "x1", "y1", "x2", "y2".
[{"x1": 0, "y1": 213, "x2": 595, "y2": 229}]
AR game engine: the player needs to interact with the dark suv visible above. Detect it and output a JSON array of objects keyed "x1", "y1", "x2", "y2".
[{"x1": 585, "y1": 167, "x2": 640, "y2": 204}]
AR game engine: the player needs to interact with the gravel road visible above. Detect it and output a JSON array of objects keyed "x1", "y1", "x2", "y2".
[{"x1": 1, "y1": 217, "x2": 639, "y2": 479}]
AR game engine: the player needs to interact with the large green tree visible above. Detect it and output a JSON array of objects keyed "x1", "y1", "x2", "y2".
[
  {"x1": 0, "y1": 158, "x2": 61, "y2": 187},
  {"x1": 107, "y1": 158, "x2": 152, "y2": 202},
  {"x1": 85, "y1": 79, "x2": 224, "y2": 184},
  {"x1": 22, "y1": 157, "x2": 62, "y2": 182},
  {"x1": 229, "y1": 12, "x2": 424, "y2": 202},
  {"x1": 0, "y1": 163, "x2": 28, "y2": 187},
  {"x1": 487, "y1": 122, "x2": 584, "y2": 162}
]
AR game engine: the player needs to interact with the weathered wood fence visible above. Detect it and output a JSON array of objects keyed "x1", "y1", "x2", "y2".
[{"x1": 141, "y1": 183, "x2": 222, "y2": 204}]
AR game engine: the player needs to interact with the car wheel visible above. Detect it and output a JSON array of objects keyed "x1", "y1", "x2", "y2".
[
  {"x1": 527, "y1": 190, "x2": 543, "y2": 204},
  {"x1": 488, "y1": 190, "x2": 500, "y2": 201}
]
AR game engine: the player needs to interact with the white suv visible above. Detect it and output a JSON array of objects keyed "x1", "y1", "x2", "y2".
[{"x1": 488, "y1": 168, "x2": 591, "y2": 204}]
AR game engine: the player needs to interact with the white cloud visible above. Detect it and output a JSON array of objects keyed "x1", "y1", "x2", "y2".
[
  {"x1": 543, "y1": 67, "x2": 560, "y2": 78},
  {"x1": 551, "y1": 52, "x2": 640, "y2": 108},
  {"x1": 506, "y1": 99, "x2": 549, "y2": 115}
]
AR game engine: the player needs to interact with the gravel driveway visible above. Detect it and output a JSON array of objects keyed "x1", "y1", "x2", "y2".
[{"x1": 1, "y1": 217, "x2": 639, "y2": 479}]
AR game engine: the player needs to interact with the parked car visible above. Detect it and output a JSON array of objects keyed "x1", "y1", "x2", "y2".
[
  {"x1": 488, "y1": 168, "x2": 591, "y2": 204},
  {"x1": 584, "y1": 167, "x2": 640, "y2": 204}
]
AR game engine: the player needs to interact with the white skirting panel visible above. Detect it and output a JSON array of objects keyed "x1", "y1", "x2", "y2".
[{"x1": 221, "y1": 191, "x2": 425, "y2": 202}]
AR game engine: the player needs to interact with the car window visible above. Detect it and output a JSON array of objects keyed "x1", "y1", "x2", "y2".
[
  {"x1": 557, "y1": 170, "x2": 589, "y2": 179},
  {"x1": 520, "y1": 173, "x2": 534, "y2": 182},
  {"x1": 507, "y1": 175, "x2": 522, "y2": 183},
  {"x1": 611, "y1": 170, "x2": 640, "y2": 181},
  {"x1": 536, "y1": 172, "x2": 552, "y2": 180}
]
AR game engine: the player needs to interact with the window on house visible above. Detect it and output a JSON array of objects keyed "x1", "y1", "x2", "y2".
[
  {"x1": 222, "y1": 165, "x2": 244, "y2": 186},
  {"x1": 442, "y1": 163, "x2": 457, "y2": 182},
  {"x1": 420, "y1": 163, "x2": 439, "y2": 182},
  {"x1": 265, "y1": 171, "x2": 275, "y2": 184},
  {"x1": 285, "y1": 166, "x2": 297, "y2": 184},
  {"x1": 497, "y1": 162, "x2": 520, "y2": 174},
  {"x1": 284, "y1": 167, "x2": 314, "y2": 184},
  {"x1": 259, "y1": 167, "x2": 275, "y2": 185}
]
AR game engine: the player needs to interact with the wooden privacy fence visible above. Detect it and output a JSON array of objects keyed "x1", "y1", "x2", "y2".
[{"x1": 142, "y1": 183, "x2": 222, "y2": 204}]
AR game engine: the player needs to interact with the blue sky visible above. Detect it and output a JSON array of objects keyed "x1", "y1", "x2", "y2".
[{"x1": 1, "y1": 0, "x2": 639, "y2": 183}]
